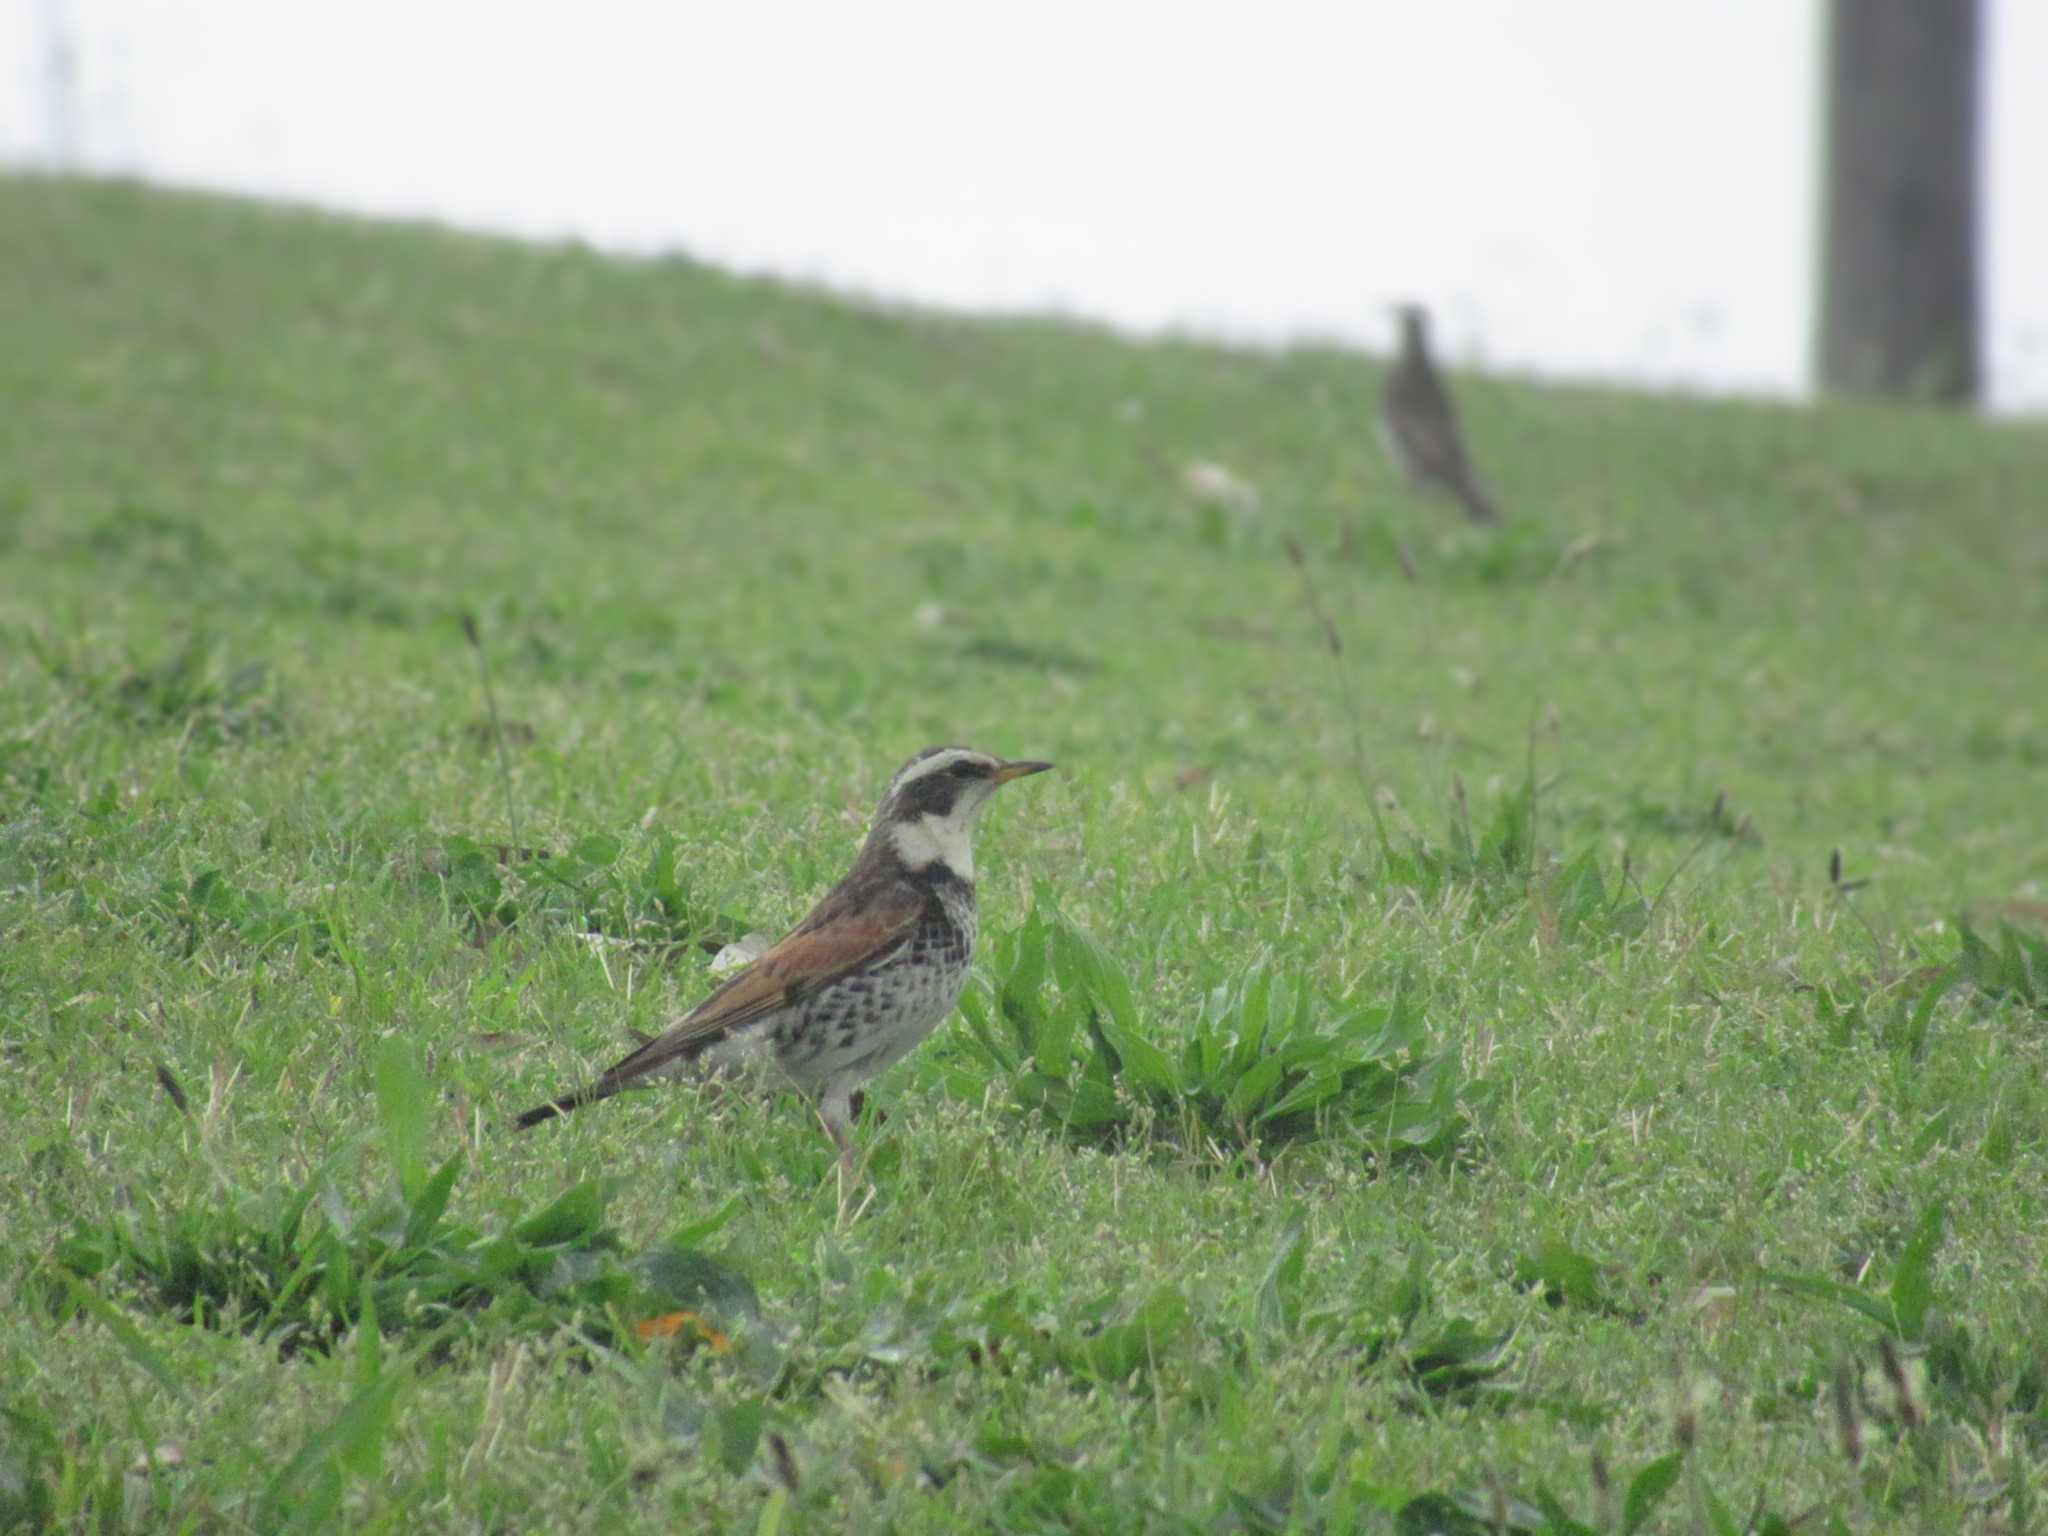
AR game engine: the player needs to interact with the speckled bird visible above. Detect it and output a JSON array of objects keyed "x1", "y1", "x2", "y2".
[
  {"x1": 1379, "y1": 303, "x2": 1502, "y2": 525},
  {"x1": 514, "y1": 747, "x2": 1053, "y2": 1166}
]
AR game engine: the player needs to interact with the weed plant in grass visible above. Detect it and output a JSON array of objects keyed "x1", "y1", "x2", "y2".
[{"x1": 2, "y1": 176, "x2": 2046, "y2": 1531}]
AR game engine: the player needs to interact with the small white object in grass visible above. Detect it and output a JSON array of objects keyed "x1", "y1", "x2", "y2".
[
  {"x1": 912, "y1": 602, "x2": 948, "y2": 629},
  {"x1": 1686, "y1": 1285, "x2": 1738, "y2": 1331},
  {"x1": 129, "y1": 1444, "x2": 186, "y2": 1476},
  {"x1": 710, "y1": 932, "x2": 772, "y2": 976},
  {"x1": 1182, "y1": 459, "x2": 1261, "y2": 518}
]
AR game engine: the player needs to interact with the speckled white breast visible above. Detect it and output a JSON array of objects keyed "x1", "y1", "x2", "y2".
[{"x1": 771, "y1": 885, "x2": 978, "y2": 1094}]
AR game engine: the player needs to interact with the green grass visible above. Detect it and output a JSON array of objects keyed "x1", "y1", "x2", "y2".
[{"x1": 2, "y1": 173, "x2": 2045, "y2": 1533}]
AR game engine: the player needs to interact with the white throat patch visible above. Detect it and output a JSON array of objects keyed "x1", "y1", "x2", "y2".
[{"x1": 889, "y1": 811, "x2": 976, "y2": 881}]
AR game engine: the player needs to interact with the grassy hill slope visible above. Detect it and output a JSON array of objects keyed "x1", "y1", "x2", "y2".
[{"x1": 2, "y1": 176, "x2": 2045, "y2": 1532}]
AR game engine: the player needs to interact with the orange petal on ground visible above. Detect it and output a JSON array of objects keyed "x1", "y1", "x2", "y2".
[{"x1": 635, "y1": 1311, "x2": 731, "y2": 1351}]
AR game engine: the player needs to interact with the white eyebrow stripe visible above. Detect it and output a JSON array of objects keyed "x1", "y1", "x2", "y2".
[{"x1": 888, "y1": 748, "x2": 984, "y2": 794}]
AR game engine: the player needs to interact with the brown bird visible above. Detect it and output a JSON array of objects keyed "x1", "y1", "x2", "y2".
[
  {"x1": 514, "y1": 747, "x2": 1053, "y2": 1167},
  {"x1": 1378, "y1": 303, "x2": 1502, "y2": 524}
]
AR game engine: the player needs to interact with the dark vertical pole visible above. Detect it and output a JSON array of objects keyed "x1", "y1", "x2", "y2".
[{"x1": 1816, "y1": 0, "x2": 1981, "y2": 405}]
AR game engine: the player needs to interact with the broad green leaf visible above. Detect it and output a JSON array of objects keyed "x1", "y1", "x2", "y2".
[
  {"x1": 572, "y1": 832, "x2": 622, "y2": 867},
  {"x1": 1049, "y1": 914, "x2": 1139, "y2": 1033},
  {"x1": 513, "y1": 1178, "x2": 618, "y2": 1248},
  {"x1": 64, "y1": 1279, "x2": 186, "y2": 1399},
  {"x1": 1092, "y1": 1013, "x2": 1178, "y2": 1096},
  {"x1": 713, "y1": 1398, "x2": 765, "y2": 1474},
  {"x1": 634, "y1": 1246, "x2": 762, "y2": 1324},
  {"x1": 1622, "y1": 1451, "x2": 1682, "y2": 1534},
  {"x1": 667, "y1": 1196, "x2": 744, "y2": 1251},
  {"x1": 996, "y1": 908, "x2": 1054, "y2": 1064},
  {"x1": 1057, "y1": 1076, "x2": 1124, "y2": 1131},
  {"x1": 1760, "y1": 1271, "x2": 1897, "y2": 1330},
  {"x1": 1227, "y1": 970, "x2": 1274, "y2": 1075},
  {"x1": 1075, "y1": 1287, "x2": 1191, "y2": 1379},
  {"x1": 1392, "y1": 1492, "x2": 1493, "y2": 1536},
  {"x1": 0, "y1": 1405, "x2": 58, "y2": 1531},
  {"x1": 1223, "y1": 1052, "x2": 1289, "y2": 1121},
  {"x1": 1031, "y1": 996, "x2": 1077, "y2": 1080},
  {"x1": 345, "y1": 1292, "x2": 385, "y2": 1477},
  {"x1": 256, "y1": 1369, "x2": 409, "y2": 1533},
  {"x1": 1516, "y1": 1241, "x2": 1605, "y2": 1312},
  {"x1": 1258, "y1": 1067, "x2": 1350, "y2": 1124},
  {"x1": 1691, "y1": 1465, "x2": 1743, "y2": 1536},
  {"x1": 1889, "y1": 1201, "x2": 1945, "y2": 1340},
  {"x1": 1898, "y1": 965, "x2": 1957, "y2": 1059},
  {"x1": 1185, "y1": 1011, "x2": 1225, "y2": 1088},
  {"x1": 1405, "y1": 1320, "x2": 1513, "y2": 1397},
  {"x1": 1530, "y1": 1484, "x2": 1601, "y2": 1536},
  {"x1": 957, "y1": 981, "x2": 1018, "y2": 1071},
  {"x1": 401, "y1": 1153, "x2": 465, "y2": 1252},
  {"x1": 372, "y1": 1036, "x2": 431, "y2": 1200},
  {"x1": 1254, "y1": 1217, "x2": 1306, "y2": 1337}
]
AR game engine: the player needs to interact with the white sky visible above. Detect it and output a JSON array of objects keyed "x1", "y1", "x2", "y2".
[{"x1": 3, "y1": 0, "x2": 2042, "y2": 409}]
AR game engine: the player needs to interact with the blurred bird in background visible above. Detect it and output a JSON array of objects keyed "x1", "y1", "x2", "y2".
[{"x1": 1379, "y1": 304, "x2": 1502, "y2": 525}]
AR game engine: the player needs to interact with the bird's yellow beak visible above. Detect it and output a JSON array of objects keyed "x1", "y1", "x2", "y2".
[{"x1": 992, "y1": 759, "x2": 1055, "y2": 783}]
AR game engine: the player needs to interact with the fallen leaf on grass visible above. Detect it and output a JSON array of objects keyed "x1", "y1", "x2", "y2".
[
  {"x1": 636, "y1": 1310, "x2": 731, "y2": 1352},
  {"x1": 468, "y1": 1031, "x2": 537, "y2": 1050}
]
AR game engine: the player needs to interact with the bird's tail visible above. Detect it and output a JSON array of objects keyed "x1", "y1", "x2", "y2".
[
  {"x1": 513, "y1": 1086, "x2": 611, "y2": 1129},
  {"x1": 511, "y1": 1026, "x2": 724, "y2": 1130},
  {"x1": 1458, "y1": 480, "x2": 1503, "y2": 524}
]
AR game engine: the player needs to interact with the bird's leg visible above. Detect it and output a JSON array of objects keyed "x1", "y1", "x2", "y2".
[{"x1": 817, "y1": 1086, "x2": 859, "y2": 1174}]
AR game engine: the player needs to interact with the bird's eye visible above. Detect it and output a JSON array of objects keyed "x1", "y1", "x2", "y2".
[{"x1": 950, "y1": 760, "x2": 982, "y2": 780}]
